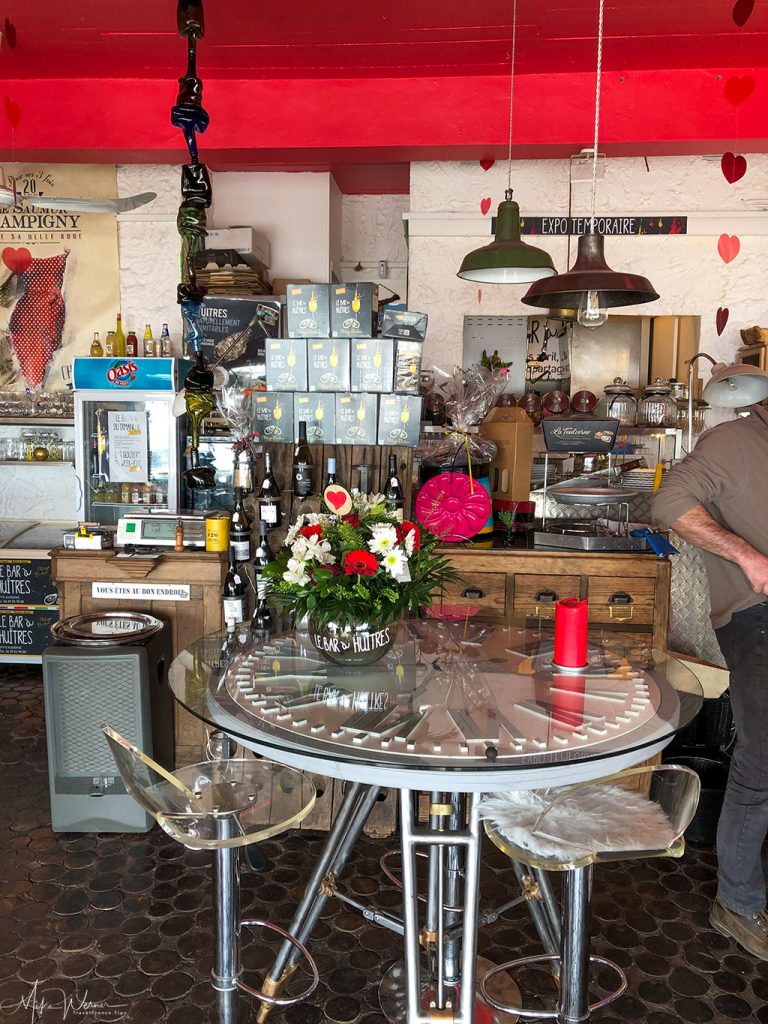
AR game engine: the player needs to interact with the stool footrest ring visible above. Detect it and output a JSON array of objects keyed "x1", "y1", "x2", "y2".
[
  {"x1": 236, "y1": 920, "x2": 320, "y2": 1007},
  {"x1": 480, "y1": 952, "x2": 627, "y2": 1020}
]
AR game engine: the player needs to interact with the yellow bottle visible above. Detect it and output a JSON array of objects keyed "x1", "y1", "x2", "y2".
[
  {"x1": 114, "y1": 314, "x2": 126, "y2": 357},
  {"x1": 143, "y1": 324, "x2": 154, "y2": 358},
  {"x1": 104, "y1": 331, "x2": 116, "y2": 357},
  {"x1": 90, "y1": 332, "x2": 103, "y2": 357}
]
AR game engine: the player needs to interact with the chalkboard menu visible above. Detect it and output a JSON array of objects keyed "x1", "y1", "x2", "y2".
[
  {"x1": 0, "y1": 607, "x2": 58, "y2": 659},
  {"x1": 0, "y1": 558, "x2": 59, "y2": 662},
  {"x1": 0, "y1": 558, "x2": 58, "y2": 607}
]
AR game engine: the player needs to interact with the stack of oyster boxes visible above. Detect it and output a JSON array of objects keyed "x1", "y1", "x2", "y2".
[{"x1": 255, "y1": 283, "x2": 425, "y2": 448}]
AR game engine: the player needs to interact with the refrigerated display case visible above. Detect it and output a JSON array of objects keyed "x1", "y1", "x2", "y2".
[{"x1": 73, "y1": 358, "x2": 191, "y2": 526}]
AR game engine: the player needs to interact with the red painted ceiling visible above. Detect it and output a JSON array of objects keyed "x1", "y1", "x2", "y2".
[{"x1": 2, "y1": 0, "x2": 768, "y2": 191}]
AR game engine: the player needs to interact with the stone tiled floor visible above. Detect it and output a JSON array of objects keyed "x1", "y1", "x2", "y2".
[{"x1": 2, "y1": 666, "x2": 768, "y2": 1023}]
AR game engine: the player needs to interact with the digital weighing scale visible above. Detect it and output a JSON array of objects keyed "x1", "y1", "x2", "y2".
[{"x1": 116, "y1": 510, "x2": 210, "y2": 549}]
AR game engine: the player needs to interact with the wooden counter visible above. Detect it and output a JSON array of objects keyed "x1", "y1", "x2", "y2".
[
  {"x1": 50, "y1": 548, "x2": 227, "y2": 767},
  {"x1": 439, "y1": 546, "x2": 671, "y2": 651}
]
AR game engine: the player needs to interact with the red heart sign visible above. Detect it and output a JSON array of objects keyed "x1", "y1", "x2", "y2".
[
  {"x1": 721, "y1": 152, "x2": 747, "y2": 183},
  {"x1": 2, "y1": 246, "x2": 32, "y2": 275},
  {"x1": 480, "y1": 197, "x2": 492, "y2": 216},
  {"x1": 732, "y1": 0, "x2": 755, "y2": 26},
  {"x1": 325, "y1": 488, "x2": 349, "y2": 511},
  {"x1": 479, "y1": 158, "x2": 495, "y2": 171},
  {"x1": 724, "y1": 75, "x2": 755, "y2": 106},
  {"x1": 716, "y1": 307, "x2": 729, "y2": 336},
  {"x1": 3, "y1": 18, "x2": 17, "y2": 50},
  {"x1": 3, "y1": 96, "x2": 20, "y2": 128},
  {"x1": 718, "y1": 234, "x2": 740, "y2": 264}
]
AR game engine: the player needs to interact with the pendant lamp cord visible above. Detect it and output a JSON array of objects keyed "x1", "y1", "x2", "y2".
[
  {"x1": 589, "y1": 0, "x2": 605, "y2": 231},
  {"x1": 506, "y1": 0, "x2": 518, "y2": 194}
]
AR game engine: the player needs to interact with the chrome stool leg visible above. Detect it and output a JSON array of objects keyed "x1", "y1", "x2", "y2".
[
  {"x1": 209, "y1": 731, "x2": 243, "y2": 992},
  {"x1": 559, "y1": 865, "x2": 592, "y2": 1024}
]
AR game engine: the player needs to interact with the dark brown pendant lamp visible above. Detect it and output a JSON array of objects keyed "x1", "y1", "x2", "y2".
[
  {"x1": 522, "y1": 0, "x2": 658, "y2": 325},
  {"x1": 457, "y1": 0, "x2": 556, "y2": 284}
]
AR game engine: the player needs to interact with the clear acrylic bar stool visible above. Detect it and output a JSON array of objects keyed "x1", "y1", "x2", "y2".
[
  {"x1": 479, "y1": 764, "x2": 701, "y2": 1024},
  {"x1": 102, "y1": 725, "x2": 320, "y2": 1008}
]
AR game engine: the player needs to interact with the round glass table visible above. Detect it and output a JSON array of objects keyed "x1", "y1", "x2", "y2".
[{"x1": 169, "y1": 618, "x2": 702, "y2": 1024}]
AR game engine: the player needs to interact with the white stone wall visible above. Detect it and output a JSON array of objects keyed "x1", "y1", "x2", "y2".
[{"x1": 408, "y1": 156, "x2": 768, "y2": 376}]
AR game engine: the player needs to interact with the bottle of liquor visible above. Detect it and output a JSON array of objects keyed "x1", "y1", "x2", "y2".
[
  {"x1": 384, "y1": 454, "x2": 405, "y2": 521},
  {"x1": 252, "y1": 521, "x2": 273, "y2": 626},
  {"x1": 292, "y1": 421, "x2": 314, "y2": 498},
  {"x1": 143, "y1": 324, "x2": 154, "y2": 358},
  {"x1": 114, "y1": 314, "x2": 126, "y2": 357},
  {"x1": 90, "y1": 332, "x2": 103, "y2": 357},
  {"x1": 160, "y1": 323, "x2": 172, "y2": 358},
  {"x1": 325, "y1": 456, "x2": 338, "y2": 488},
  {"x1": 230, "y1": 488, "x2": 252, "y2": 563},
  {"x1": 104, "y1": 330, "x2": 116, "y2": 358},
  {"x1": 126, "y1": 329, "x2": 138, "y2": 358},
  {"x1": 258, "y1": 452, "x2": 281, "y2": 527},
  {"x1": 222, "y1": 546, "x2": 247, "y2": 626}
]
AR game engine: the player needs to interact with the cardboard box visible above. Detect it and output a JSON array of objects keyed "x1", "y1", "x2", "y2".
[
  {"x1": 252, "y1": 391, "x2": 294, "y2": 444},
  {"x1": 335, "y1": 393, "x2": 378, "y2": 446},
  {"x1": 480, "y1": 407, "x2": 534, "y2": 505},
  {"x1": 191, "y1": 296, "x2": 279, "y2": 371},
  {"x1": 377, "y1": 395, "x2": 422, "y2": 448},
  {"x1": 286, "y1": 284, "x2": 330, "y2": 339},
  {"x1": 351, "y1": 338, "x2": 394, "y2": 393},
  {"x1": 204, "y1": 227, "x2": 271, "y2": 269},
  {"x1": 330, "y1": 282, "x2": 379, "y2": 338},
  {"x1": 380, "y1": 309, "x2": 428, "y2": 343},
  {"x1": 265, "y1": 338, "x2": 308, "y2": 391},
  {"x1": 272, "y1": 277, "x2": 308, "y2": 297},
  {"x1": 294, "y1": 393, "x2": 335, "y2": 444},
  {"x1": 307, "y1": 339, "x2": 351, "y2": 392},
  {"x1": 394, "y1": 339, "x2": 424, "y2": 395}
]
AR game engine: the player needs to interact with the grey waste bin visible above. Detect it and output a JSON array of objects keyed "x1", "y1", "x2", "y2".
[{"x1": 42, "y1": 611, "x2": 173, "y2": 832}]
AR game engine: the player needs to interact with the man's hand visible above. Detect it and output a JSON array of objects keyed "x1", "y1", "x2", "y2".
[{"x1": 738, "y1": 551, "x2": 768, "y2": 595}]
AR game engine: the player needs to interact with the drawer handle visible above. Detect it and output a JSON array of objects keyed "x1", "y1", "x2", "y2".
[
  {"x1": 608, "y1": 591, "x2": 634, "y2": 621},
  {"x1": 534, "y1": 588, "x2": 558, "y2": 618},
  {"x1": 462, "y1": 587, "x2": 484, "y2": 599}
]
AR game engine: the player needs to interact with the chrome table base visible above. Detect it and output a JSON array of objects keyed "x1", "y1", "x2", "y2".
[{"x1": 379, "y1": 956, "x2": 521, "y2": 1024}]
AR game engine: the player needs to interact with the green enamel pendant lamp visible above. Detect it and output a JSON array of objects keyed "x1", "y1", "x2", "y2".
[
  {"x1": 522, "y1": 0, "x2": 658, "y2": 325},
  {"x1": 457, "y1": 189, "x2": 556, "y2": 284},
  {"x1": 457, "y1": 0, "x2": 556, "y2": 286}
]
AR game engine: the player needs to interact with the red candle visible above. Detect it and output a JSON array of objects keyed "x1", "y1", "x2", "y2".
[
  {"x1": 553, "y1": 597, "x2": 588, "y2": 668},
  {"x1": 551, "y1": 674, "x2": 586, "y2": 731}
]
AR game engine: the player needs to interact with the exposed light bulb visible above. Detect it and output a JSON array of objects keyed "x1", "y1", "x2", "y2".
[{"x1": 577, "y1": 289, "x2": 608, "y2": 329}]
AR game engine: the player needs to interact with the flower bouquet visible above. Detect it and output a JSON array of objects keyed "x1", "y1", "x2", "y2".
[{"x1": 263, "y1": 493, "x2": 458, "y2": 665}]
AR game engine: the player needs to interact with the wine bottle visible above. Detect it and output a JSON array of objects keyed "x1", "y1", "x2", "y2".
[
  {"x1": 251, "y1": 589, "x2": 273, "y2": 634},
  {"x1": 384, "y1": 454, "x2": 405, "y2": 521},
  {"x1": 114, "y1": 314, "x2": 126, "y2": 357},
  {"x1": 230, "y1": 488, "x2": 252, "y2": 563},
  {"x1": 90, "y1": 332, "x2": 103, "y2": 357},
  {"x1": 259, "y1": 452, "x2": 281, "y2": 527},
  {"x1": 292, "y1": 421, "x2": 314, "y2": 498},
  {"x1": 222, "y1": 546, "x2": 247, "y2": 626},
  {"x1": 252, "y1": 522, "x2": 274, "y2": 624},
  {"x1": 325, "y1": 456, "x2": 337, "y2": 488}
]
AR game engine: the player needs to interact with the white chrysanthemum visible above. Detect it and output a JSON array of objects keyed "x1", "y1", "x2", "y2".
[
  {"x1": 403, "y1": 530, "x2": 416, "y2": 557},
  {"x1": 283, "y1": 559, "x2": 309, "y2": 586},
  {"x1": 367, "y1": 524, "x2": 398, "y2": 555},
  {"x1": 285, "y1": 516, "x2": 306, "y2": 546},
  {"x1": 381, "y1": 547, "x2": 406, "y2": 579}
]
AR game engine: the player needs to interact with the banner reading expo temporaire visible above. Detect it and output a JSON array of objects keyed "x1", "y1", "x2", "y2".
[{"x1": 0, "y1": 164, "x2": 120, "y2": 392}]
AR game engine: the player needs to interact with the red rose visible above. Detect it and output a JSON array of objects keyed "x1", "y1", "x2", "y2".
[
  {"x1": 343, "y1": 549, "x2": 378, "y2": 576},
  {"x1": 342, "y1": 513, "x2": 361, "y2": 527},
  {"x1": 299, "y1": 524, "x2": 323, "y2": 540},
  {"x1": 397, "y1": 520, "x2": 421, "y2": 552}
]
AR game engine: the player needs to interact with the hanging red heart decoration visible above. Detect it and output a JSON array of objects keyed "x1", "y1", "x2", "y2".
[
  {"x1": 721, "y1": 152, "x2": 747, "y2": 183},
  {"x1": 716, "y1": 307, "x2": 729, "y2": 336},
  {"x1": 732, "y1": 0, "x2": 755, "y2": 27},
  {"x1": 2, "y1": 247, "x2": 32, "y2": 274},
  {"x1": 480, "y1": 197, "x2": 492, "y2": 216},
  {"x1": 717, "y1": 234, "x2": 740, "y2": 264},
  {"x1": 724, "y1": 75, "x2": 755, "y2": 106},
  {"x1": 3, "y1": 97, "x2": 20, "y2": 128},
  {"x1": 479, "y1": 158, "x2": 495, "y2": 172},
  {"x1": 3, "y1": 18, "x2": 17, "y2": 50}
]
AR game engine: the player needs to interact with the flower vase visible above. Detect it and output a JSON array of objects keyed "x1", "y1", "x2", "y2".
[{"x1": 308, "y1": 617, "x2": 397, "y2": 666}]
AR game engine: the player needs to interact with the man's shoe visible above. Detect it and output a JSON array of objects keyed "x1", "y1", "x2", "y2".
[{"x1": 710, "y1": 898, "x2": 768, "y2": 961}]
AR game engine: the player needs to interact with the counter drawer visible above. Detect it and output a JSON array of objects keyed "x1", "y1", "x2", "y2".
[
  {"x1": 513, "y1": 575, "x2": 582, "y2": 619},
  {"x1": 439, "y1": 572, "x2": 507, "y2": 614},
  {"x1": 587, "y1": 577, "x2": 656, "y2": 625}
]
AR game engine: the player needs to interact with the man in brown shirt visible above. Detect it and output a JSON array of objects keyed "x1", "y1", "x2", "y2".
[{"x1": 652, "y1": 404, "x2": 768, "y2": 959}]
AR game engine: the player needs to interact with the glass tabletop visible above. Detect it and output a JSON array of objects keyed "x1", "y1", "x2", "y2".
[{"x1": 168, "y1": 617, "x2": 703, "y2": 779}]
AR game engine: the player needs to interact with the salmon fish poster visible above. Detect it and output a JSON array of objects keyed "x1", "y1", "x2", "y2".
[{"x1": 0, "y1": 164, "x2": 120, "y2": 391}]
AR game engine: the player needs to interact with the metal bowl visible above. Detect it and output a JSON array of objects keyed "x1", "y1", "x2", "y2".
[
  {"x1": 548, "y1": 485, "x2": 638, "y2": 505},
  {"x1": 51, "y1": 611, "x2": 163, "y2": 646}
]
